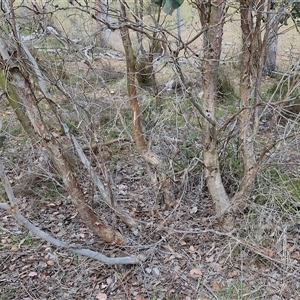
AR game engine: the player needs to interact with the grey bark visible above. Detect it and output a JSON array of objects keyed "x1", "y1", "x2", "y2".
[
  {"x1": 263, "y1": 8, "x2": 278, "y2": 74},
  {"x1": 95, "y1": 0, "x2": 112, "y2": 47}
]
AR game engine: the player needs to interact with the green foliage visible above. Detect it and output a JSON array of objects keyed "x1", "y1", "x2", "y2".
[
  {"x1": 72, "y1": 253, "x2": 79, "y2": 265},
  {"x1": 217, "y1": 66, "x2": 237, "y2": 103},
  {"x1": 277, "y1": 0, "x2": 300, "y2": 25},
  {"x1": 255, "y1": 166, "x2": 300, "y2": 211},
  {"x1": 0, "y1": 228, "x2": 37, "y2": 250},
  {"x1": 33, "y1": 181, "x2": 61, "y2": 199},
  {"x1": 262, "y1": 79, "x2": 300, "y2": 118},
  {"x1": 64, "y1": 119, "x2": 79, "y2": 134},
  {"x1": 0, "y1": 136, "x2": 6, "y2": 148},
  {"x1": 216, "y1": 280, "x2": 250, "y2": 299},
  {"x1": 265, "y1": 80, "x2": 299, "y2": 100},
  {"x1": 152, "y1": 0, "x2": 184, "y2": 15},
  {"x1": 0, "y1": 288, "x2": 16, "y2": 300},
  {"x1": 289, "y1": 0, "x2": 300, "y2": 19}
]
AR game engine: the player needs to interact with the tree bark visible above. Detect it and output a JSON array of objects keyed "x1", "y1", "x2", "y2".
[
  {"x1": 197, "y1": 0, "x2": 232, "y2": 226},
  {"x1": 6, "y1": 66, "x2": 125, "y2": 244},
  {"x1": 119, "y1": 1, "x2": 175, "y2": 208},
  {"x1": 263, "y1": 6, "x2": 278, "y2": 75},
  {"x1": 231, "y1": 0, "x2": 258, "y2": 210},
  {"x1": 0, "y1": 40, "x2": 125, "y2": 245},
  {"x1": 95, "y1": 0, "x2": 111, "y2": 47}
]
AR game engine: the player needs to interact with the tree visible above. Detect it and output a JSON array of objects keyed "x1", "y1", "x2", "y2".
[
  {"x1": 94, "y1": 0, "x2": 112, "y2": 47},
  {"x1": 118, "y1": 0, "x2": 176, "y2": 208},
  {"x1": 263, "y1": 1, "x2": 279, "y2": 74},
  {"x1": 195, "y1": 0, "x2": 232, "y2": 226},
  {"x1": 1, "y1": 0, "x2": 299, "y2": 272},
  {"x1": 0, "y1": 0, "x2": 130, "y2": 250},
  {"x1": 259, "y1": 0, "x2": 300, "y2": 74}
]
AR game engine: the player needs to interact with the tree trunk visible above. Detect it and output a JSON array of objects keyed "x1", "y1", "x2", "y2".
[
  {"x1": 263, "y1": 6, "x2": 278, "y2": 75},
  {"x1": 0, "y1": 36, "x2": 125, "y2": 245},
  {"x1": 118, "y1": 1, "x2": 175, "y2": 208},
  {"x1": 95, "y1": 0, "x2": 111, "y2": 47},
  {"x1": 197, "y1": 0, "x2": 232, "y2": 227},
  {"x1": 231, "y1": 0, "x2": 258, "y2": 210}
]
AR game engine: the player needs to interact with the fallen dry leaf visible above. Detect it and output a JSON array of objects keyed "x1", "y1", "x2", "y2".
[
  {"x1": 205, "y1": 255, "x2": 214, "y2": 263},
  {"x1": 14, "y1": 174, "x2": 23, "y2": 180},
  {"x1": 260, "y1": 247, "x2": 275, "y2": 258},
  {"x1": 11, "y1": 245, "x2": 18, "y2": 252},
  {"x1": 40, "y1": 274, "x2": 46, "y2": 281},
  {"x1": 189, "y1": 245, "x2": 196, "y2": 254},
  {"x1": 211, "y1": 280, "x2": 225, "y2": 291},
  {"x1": 46, "y1": 260, "x2": 55, "y2": 266},
  {"x1": 189, "y1": 268, "x2": 203, "y2": 278},
  {"x1": 96, "y1": 292, "x2": 107, "y2": 300},
  {"x1": 135, "y1": 296, "x2": 146, "y2": 300},
  {"x1": 28, "y1": 271, "x2": 37, "y2": 277},
  {"x1": 291, "y1": 253, "x2": 300, "y2": 261},
  {"x1": 228, "y1": 269, "x2": 239, "y2": 277}
]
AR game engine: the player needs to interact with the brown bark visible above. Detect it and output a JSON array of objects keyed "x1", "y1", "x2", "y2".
[
  {"x1": 0, "y1": 69, "x2": 35, "y2": 139},
  {"x1": 119, "y1": 2, "x2": 146, "y2": 153},
  {"x1": 118, "y1": 1, "x2": 175, "y2": 208},
  {"x1": 231, "y1": 0, "x2": 279, "y2": 210},
  {"x1": 197, "y1": 0, "x2": 231, "y2": 222},
  {"x1": 2, "y1": 65, "x2": 125, "y2": 245},
  {"x1": 231, "y1": 0, "x2": 261, "y2": 210}
]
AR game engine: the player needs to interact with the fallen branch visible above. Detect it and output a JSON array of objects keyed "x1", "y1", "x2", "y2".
[
  {"x1": 81, "y1": 137, "x2": 131, "y2": 151},
  {"x1": 0, "y1": 160, "x2": 141, "y2": 265}
]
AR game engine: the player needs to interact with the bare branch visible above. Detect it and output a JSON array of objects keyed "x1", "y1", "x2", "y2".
[
  {"x1": 63, "y1": 123, "x2": 137, "y2": 227},
  {"x1": 0, "y1": 160, "x2": 140, "y2": 265}
]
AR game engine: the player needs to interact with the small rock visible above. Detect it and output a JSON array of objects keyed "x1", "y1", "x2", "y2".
[{"x1": 153, "y1": 267, "x2": 160, "y2": 275}]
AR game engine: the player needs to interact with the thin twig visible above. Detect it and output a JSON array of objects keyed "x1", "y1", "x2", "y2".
[
  {"x1": 63, "y1": 123, "x2": 137, "y2": 227},
  {"x1": 0, "y1": 160, "x2": 140, "y2": 265}
]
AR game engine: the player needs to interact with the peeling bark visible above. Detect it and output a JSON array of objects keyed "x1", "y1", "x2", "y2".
[
  {"x1": 0, "y1": 58, "x2": 125, "y2": 245},
  {"x1": 0, "y1": 160, "x2": 138, "y2": 264},
  {"x1": 118, "y1": 1, "x2": 175, "y2": 208},
  {"x1": 197, "y1": 0, "x2": 232, "y2": 225},
  {"x1": 231, "y1": 0, "x2": 260, "y2": 210}
]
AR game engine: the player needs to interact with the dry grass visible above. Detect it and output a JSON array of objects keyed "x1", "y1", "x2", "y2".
[{"x1": 1, "y1": 1, "x2": 300, "y2": 299}]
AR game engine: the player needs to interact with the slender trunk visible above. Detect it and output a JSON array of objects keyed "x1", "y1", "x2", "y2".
[
  {"x1": 119, "y1": 1, "x2": 175, "y2": 208},
  {"x1": 134, "y1": 0, "x2": 145, "y2": 53},
  {"x1": 7, "y1": 67, "x2": 126, "y2": 244},
  {"x1": 232, "y1": 0, "x2": 279, "y2": 209},
  {"x1": 263, "y1": 5, "x2": 278, "y2": 75},
  {"x1": 197, "y1": 0, "x2": 232, "y2": 225},
  {"x1": 231, "y1": 0, "x2": 257, "y2": 209},
  {"x1": 95, "y1": 0, "x2": 111, "y2": 47},
  {"x1": 0, "y1": 69, "x2": 35, "y2": 139},
  {"x1": 119, "y1": 3, "x2": 147, "y2": 153},
  {"x1": 1, "y1": 1, "x2": 125, "y2": 244}
]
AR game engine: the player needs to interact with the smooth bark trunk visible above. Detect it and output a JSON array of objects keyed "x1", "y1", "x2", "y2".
[{"x1": 263, "y1": 8, "x2": 278, "y2": 75}]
